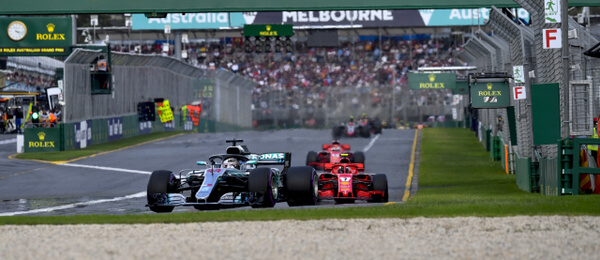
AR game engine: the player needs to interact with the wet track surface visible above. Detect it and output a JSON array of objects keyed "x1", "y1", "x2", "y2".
[{"x1": 0, "y1": 129, "x2": 419, "y2": 216}]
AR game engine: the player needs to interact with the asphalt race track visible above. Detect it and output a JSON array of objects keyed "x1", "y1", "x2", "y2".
[{"x1": 0, "y1": 128, "x2": 419, "y2": 216}]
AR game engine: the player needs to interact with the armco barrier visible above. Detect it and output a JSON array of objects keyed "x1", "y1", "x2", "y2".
[
  {"x1": 539, "y1": 156, "x2": 560, "y2": 196},
  {"x1": 491, "y1": 136, "x2": 501, "y2": 161},
  {"x1": 515, "y1": 154, "x2": 539, "y2": 193}
]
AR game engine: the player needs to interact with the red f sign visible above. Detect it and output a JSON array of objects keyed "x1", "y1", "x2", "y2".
[
  {"x1": 543, "y1": 28, "x2": 562, "y2": 49},
  {"x1": 513, "y1": 86, "x2": 526, "y2": 100}
]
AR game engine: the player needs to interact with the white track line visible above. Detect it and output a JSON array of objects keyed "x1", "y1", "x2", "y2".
[
  {"x1": 59, "y1": 163, "x2": 152, "y2": 175},
  {"x1": 0, "y1": 191, "x2": 146, "y2": 217},
  {"x1": 0, "y1": 164, "x2": 151, "y2": 216},
  {"x1": 0, "y1": 138, "x2": 16, "y2": 145},
  {"x1": 362, "y1": 134, "x2": 380, "y2": 152}
]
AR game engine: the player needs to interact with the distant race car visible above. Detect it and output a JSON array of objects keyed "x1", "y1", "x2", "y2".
[
  {"x1": 317, "y1": 157, "x2": 388, "y2": 204},
  {"x1": 306, "y1": 140, "x2": 365, "y2": 170},
  {"x1": 332, "y1": 121, "x2": 371, "y2": 139},
  {"x1": 146, "y1": 139, "x2": 318, "y2": 212}
]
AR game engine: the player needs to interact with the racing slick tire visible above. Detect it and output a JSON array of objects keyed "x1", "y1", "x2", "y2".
[
  {"x1": 359, "y1": 125, "x2": 371, "y2": 138},
  {"x1": 353, "y1": 151, "x2": 365, "y2": 164},
  {"x1": 370, "y1": 174, "x2": 389, "y2": 203},
  {"x1": 147, "y1": 170, "x2": 176, "y2": 213},
  {"x1": 306, "y1": 151, "x2": 318, "y2": 166},
  {"x1": 249, "y1": 167, "x2": 277, "y2": 208},
  {"x1": 332, "y1": 125, "x2": 345, "y2": 139},
  {"x1": 286, "y1": 166, "x2": 318, "y2": 207}
]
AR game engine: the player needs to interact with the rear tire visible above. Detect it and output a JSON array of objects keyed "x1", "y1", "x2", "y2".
[
  {"x1": 360, "y1": 125, "x2": 371, "y2": 138},
  {"x1": 286, "y1": 166, "x2": 318, "y2": 206},
  {"x1": 249, "y1": 167, "x2": 277, "y2": 208},
  {"x1": 353, "y1": 151, "x2": 365, "y2": 164},
  {"x1": 370, "y1": 174, "x2": 389, "y2": 203},
  {"x1": 306, "y1": 151, "x2": 318, "y2": 166},
  {"x1": 147, "y1": 170, "x2": 176, "y2": 213}
]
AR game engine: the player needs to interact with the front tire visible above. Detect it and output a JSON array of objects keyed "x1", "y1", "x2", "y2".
[
  {"x1": 370, "y1": 174, "x2": 389, "y2": 203},
  {"x1": 286, "y1": 166, "x2": 318, "y2": 206},
  {"x1": 306, "y1": 151, "x2": 318, "y2": 166},
  {"x1": 249, "y1": 167, "x2": 277, "y2": 208},
  {"x1": 353, "y1": 151, "x2": 365, "y2": 164},
  {"x1": 147, "y1": 170, "x2": 176, "y2": 213}
]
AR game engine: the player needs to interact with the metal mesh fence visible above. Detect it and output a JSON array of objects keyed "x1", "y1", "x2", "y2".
[
  {"x1": 63, "y1": 49, "x2": 254, "y2": 128},
  {"x1": 463, "y1": 5, "x2": 600, "y2": 160}
]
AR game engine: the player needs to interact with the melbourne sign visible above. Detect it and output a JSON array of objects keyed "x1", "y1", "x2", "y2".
[
  {"x1": 408, "y1": 73, "x2": 456, "y2": 90},
  {"x1": 0, "y1": 17, "x2": 72, "y2": 56},
  {"x1": 131, "y1": 8, "x2": 530, "y2": 30},
  {"x1": 470, "y1": 80, "x2": 510, "y2": 108}
]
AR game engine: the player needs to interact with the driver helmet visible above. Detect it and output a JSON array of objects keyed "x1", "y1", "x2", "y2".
[{"x1": 224, "y1": 158, "x2": 240, "y2": 169}]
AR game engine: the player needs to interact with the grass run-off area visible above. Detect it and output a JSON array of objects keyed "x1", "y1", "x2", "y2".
[{"x1": 2, "y1": 128, "x2": 599, "y2": 224}]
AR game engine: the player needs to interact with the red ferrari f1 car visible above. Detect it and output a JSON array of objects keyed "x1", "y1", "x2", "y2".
[
  {"x1": 306, "y1": 140, "x2": 365, "y2": 170},
  {"x1": 317, "y1": 157, "x2": 388, "y2": 203}
]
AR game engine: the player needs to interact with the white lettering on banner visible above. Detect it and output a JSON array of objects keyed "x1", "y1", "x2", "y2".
[
  {"x1": 298, "y1": 12, "x2": 308, "y2": 22},
  {"x1": 148, "y1": 13, "x2": 228, "y2": 24},
  {"x1": 449, "y1": 9, "x2": 490, "y2": 20},
  {"x1": 331, "y1": 11, "x2": 344, "y2": 22},
  {"x1": 358, "y1": 10, "x2": 369, "y2": 21},
  {"x1": 282, "y1": 10, "x2": 394, "y2": 23},
  {"x1": 308, "y1": 12, "x2": 319, "y2": 22},
  {"x1": 320, "y1": 11, "x2": 330, "y2": 22}
]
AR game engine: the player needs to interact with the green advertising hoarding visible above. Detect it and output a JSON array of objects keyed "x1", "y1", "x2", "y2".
[
  {"x1": 0, "y1": 17, "x2": 72, "y2": 56},
  {"x1": 244, "y1": 24, "x2": 293, "y2": 37},
  {"x1": 408, "y1": 72, "x2": 456, "y2": 90},
  {"x1": 470, "y1": 80, "x2": 510, "y2": 108},
  {"x1": 24, "y1": 127, "x2": 62, "y2": 152},
  {"x1": 531, "y1": 83, "x2": 560, "y2": 145}
]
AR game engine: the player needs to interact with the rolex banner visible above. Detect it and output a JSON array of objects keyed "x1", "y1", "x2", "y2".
[
  {"x1": 0, "y1": 17, "x2": 72, "y2": 56},
  {"x1": 24, "y1": 127, "x2": 62, "y2": 152},
  {"x1": 470, "y1": 80, "x2": 510, "y2": 108},
  {"x1": 408, "y1": 73, "x2": 456, "y2": 90}
]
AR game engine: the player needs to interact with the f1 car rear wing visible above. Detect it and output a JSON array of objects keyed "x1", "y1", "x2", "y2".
[{"x1": 247, "y1": 152, "x2": 292, "y2": 168}]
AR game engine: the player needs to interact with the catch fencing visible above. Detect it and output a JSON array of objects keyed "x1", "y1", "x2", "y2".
[
  {"x1": 459, "y1": 5, "x2": 600, "y2": 195},
  {"x1": 63, "y1": 49, "x2": 253, "y2": 129}
]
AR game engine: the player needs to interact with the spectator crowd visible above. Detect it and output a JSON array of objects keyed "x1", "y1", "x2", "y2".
[{"x1": 111, "y1": 35, "x2": 465, "y2": 126}]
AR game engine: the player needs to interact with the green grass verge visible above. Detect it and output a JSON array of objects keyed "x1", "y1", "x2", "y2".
[
  {"x1": 2, "y1": 128, "x2": 599, "y2": 224},
  {"x1": 14, "y1": 131, "x2": 186, "y2": 161}
]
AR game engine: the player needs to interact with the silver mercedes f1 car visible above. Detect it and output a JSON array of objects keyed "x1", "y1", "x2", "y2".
[{"x1": 146, "y1": 139, "x2": 318, "y2": 212}]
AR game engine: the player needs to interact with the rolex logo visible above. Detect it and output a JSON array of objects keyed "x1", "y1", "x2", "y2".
[
  {"x1": 46, "y1": 23, "x2": 55, "y2": 33},
  {"x1": 266, "y1": 25, "x2": 271, "y2": 31},
  {"x1": 487, "y1": 83, "x2": 493, "y2": 90},
  {"x1": 37, "y1": 132, "x2": 46, "y2": 141},
  {"x1": 428, "y1": 74, "x2": 436, "y2": 82}
]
